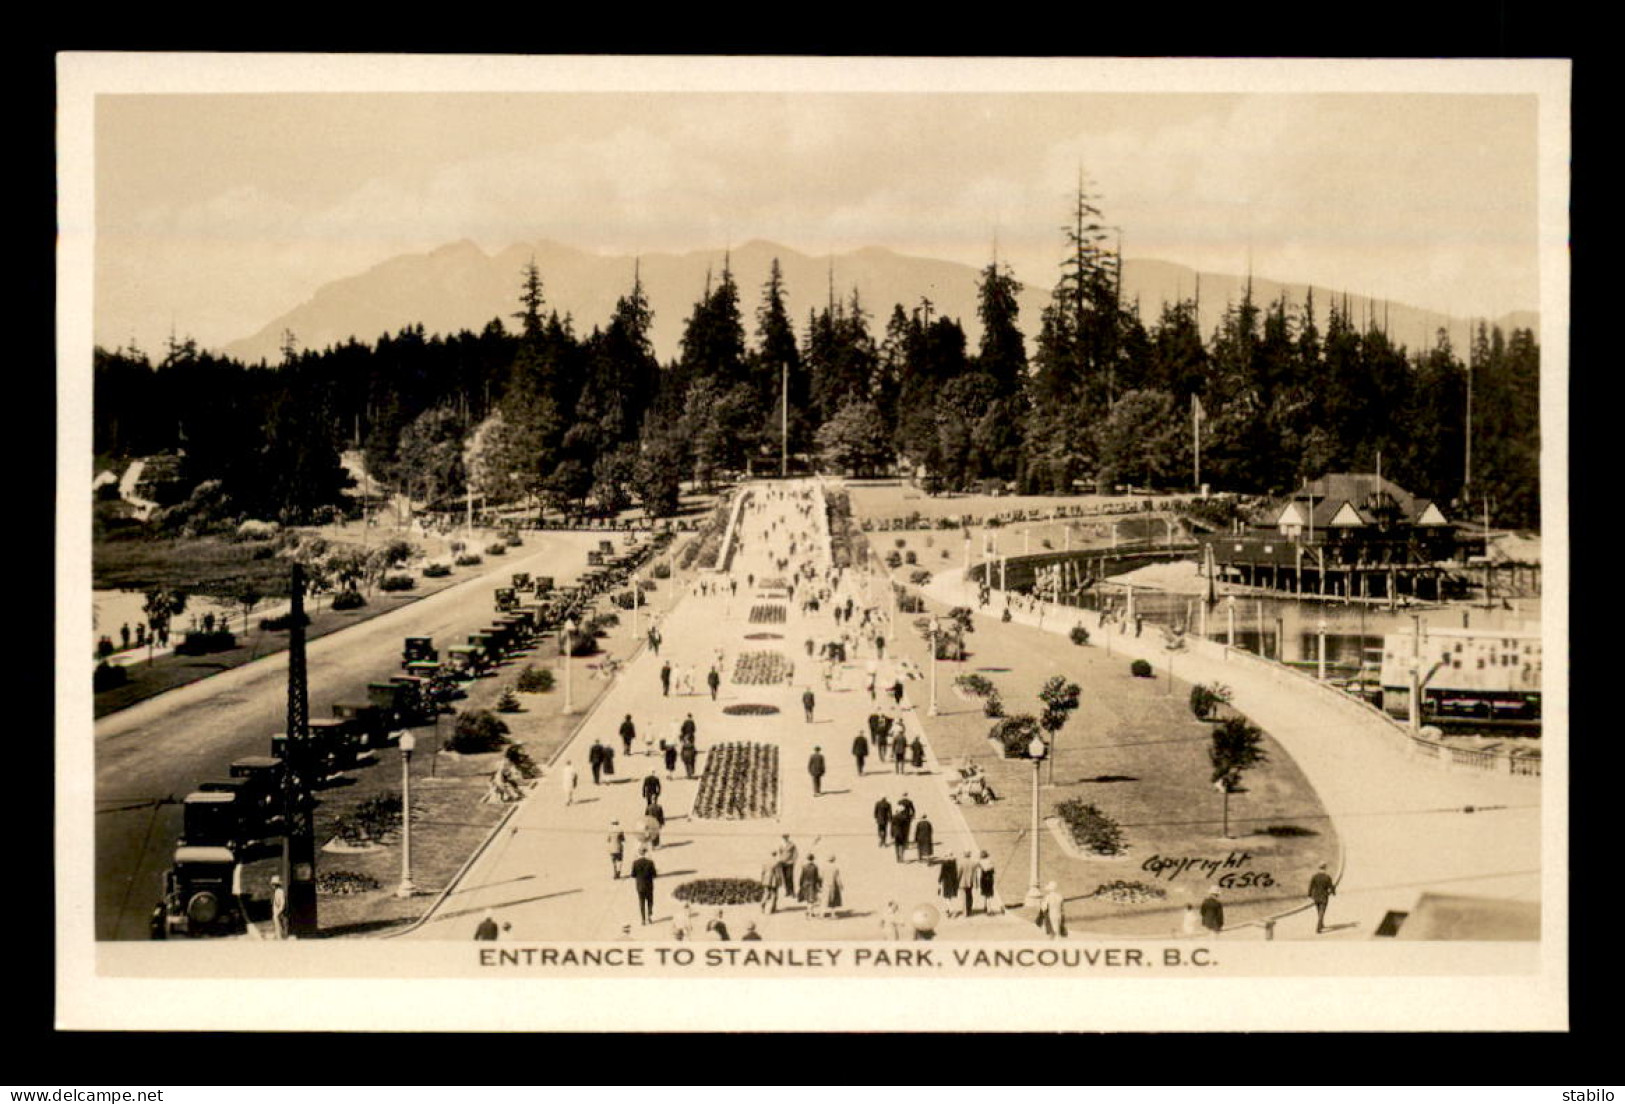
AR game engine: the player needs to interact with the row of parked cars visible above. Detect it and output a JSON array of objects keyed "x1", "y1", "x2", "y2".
[{"x1": 153, "y1": 533, "x2": 667, "y2": 939}]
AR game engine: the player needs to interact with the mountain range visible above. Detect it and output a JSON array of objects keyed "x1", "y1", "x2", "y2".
[{"x1": 221, "y1": 238, "x2": 1539, "y2": 368}]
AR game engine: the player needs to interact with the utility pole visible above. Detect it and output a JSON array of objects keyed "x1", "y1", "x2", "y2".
[
  {"x1": 281, "y1": 564, "x2": 317, "y2": 936},
  {"x1": 781, "y1": 358, "x2": 789, "y2": 479}
]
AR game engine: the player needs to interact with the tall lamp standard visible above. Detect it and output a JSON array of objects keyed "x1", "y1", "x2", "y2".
[
  {"x1": 1316, "y1": 617, "x2": 1328, "y2": 681},
  {"x1": 1024, "y1": 732, "x2": 1049, "y2": 912},
  {"x1": 926, "y1": 623, "x2": 940, "y2": 716},
  {"x1": 562, "y1": 616, "x2": 577, "y2": 715},
  {"x1": 394, "y1": 731, "x2": 417, "y2": 898}
]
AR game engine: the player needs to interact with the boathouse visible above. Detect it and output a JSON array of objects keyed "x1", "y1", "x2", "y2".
[{"x1": 1203, "y1": 472, "x2": 1462, "y2": 602}]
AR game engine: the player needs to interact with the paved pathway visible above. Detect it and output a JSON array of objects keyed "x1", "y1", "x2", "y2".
[
  {"x1": 920, "y1": 567, "x2": 1545, "y2": 941},
  {"x1": 407, "y1": 481, "x2": 1032, "y2": 942}
]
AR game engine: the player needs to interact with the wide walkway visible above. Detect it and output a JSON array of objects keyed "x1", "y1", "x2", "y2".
[
  {"x1": 407, "y1": 481, "x2": 1032, "y2": 941},
  {"x1": 920, "y1": 566, "x2": 1545, "y2": 941}
]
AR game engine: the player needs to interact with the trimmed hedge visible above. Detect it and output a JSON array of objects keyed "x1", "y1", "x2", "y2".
[
  {"x1": 446, "y1": 709, "x2": 510, "y2": 754},
  {"x1": 516, "y1": 666, "x2": 555, "y2": 693},
  {"x1": 331, "y1": 589, "x2": 366, "y2": 611},
  {"x1": 1130, "y1": 658, "x2": 1153, "y2": 678},
  {"x1": 1054, "y1": 798, "x2": 1127, "y2": 856}
]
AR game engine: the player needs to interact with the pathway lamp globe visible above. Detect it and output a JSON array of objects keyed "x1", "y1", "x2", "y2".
[
  {"x1": 1024, "y1": 733, "x2": 1049, "y2": 911},
  {"x1": 394, "y1": 731, "x2": 418, "y2": 898}
]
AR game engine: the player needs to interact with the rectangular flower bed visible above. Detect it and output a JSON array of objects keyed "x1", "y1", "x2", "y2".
[
  {"x1": 748, "y1": 603, "x2": 788, "y2": 624},
  {"x1": 692, "y1": 742, "x2": 780, "y2": 819},
  {"x1": 732, "y1": 650, "x2": 794, "y2": 685}
]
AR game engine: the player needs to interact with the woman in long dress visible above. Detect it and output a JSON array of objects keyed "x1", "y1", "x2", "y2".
[{"x1": 820, "y1": 856, "x2": 843, "y2": 919}]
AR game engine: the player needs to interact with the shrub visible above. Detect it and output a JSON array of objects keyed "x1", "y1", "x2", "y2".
[
  {"x1": 447, "y1": 709, "x2": 510, "y2": 754},
  {"x1": 505, "y1": 743, "x2": 540, "y2": 779},
  {"x1": 897, "y1": 592, "x2": 925, "y2": 614},
  {"x1": 316, "y1": 870, "x2": 381, "y2": 895},
  {"x1": 176, "y1": 629, "x2": 237, "y2": 655},
  {"x1": 1069, "y1": 624, "x2": 1090, "y2": 646},
  {"x1": 93, "y1": 662, "x2": 128, "y2": 691},
  {"x1": 260, "y1": 611, "x2": 312, "y2": 632},
  {"x1": 423, "y1": 562, "x2": 452, "y2": 578},
  {"x1": 955, "y1": 673, "x2": 996, "y2": 699},
  {"x1": 382, "y1": 539, "x2": 414, "y2": 566},
  {"x1": 909, "y1": 569, "x2": 932, "y2": 585},
  {"x1": 884, "y1": 550, "x2": 902, "y2": 569},
  {"x1": 485, "y1": 542, "x2": 507, "y2": 556},
  {"x1": 653, "y1": 562, "x2": 672, "y2": 579},
  {"x1": 1190, "y1": 682, "x2": 1234, "y2": 720},
  {"x1": 1130, "y1": 658, "x2": 1153, "y2": 678},
  {"x1": 983, "y1": 692, "x2": 1005, "y2": 718},
  {"x1": 895, "y1": 538, "x2": 907, "y2": 549},
  {"x1": 516, "y1": 666, "x2": 555, "y2": 693},
  {"x1": 612, "y1": 590, "x2": 637, "y2": 610},
  {"x1": 1054, "y1": 799, "x2": 1127, "y2": 856},
  {"x1": 904, "y1": 550, "x2": 917, "y2": 565},
  {"x1": 987, "y1": 714, "x2": 1042, "y2": 758},
  {"x1": 235, "y1": 519, "x2": 280, "y2": 541},
  {"x1": 379, "y1": 573, "x2": 416, "y2": 592},
  {"x1": 455, "y1": 553, "x2": 483, "y2": 567},
  {"x1": 331, "y1": 589, "x2": 366, "y2": 611},
  {"x1": 495, "y1": 687, "x2": 521, "y2": 713},
  {"x1": 333, "y1": 793, "x2": 403, "y2": 844}
]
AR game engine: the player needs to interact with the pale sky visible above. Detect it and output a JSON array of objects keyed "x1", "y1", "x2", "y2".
[{"x1": 81, "y1": 60, "x2": 1555, "y2": 358}]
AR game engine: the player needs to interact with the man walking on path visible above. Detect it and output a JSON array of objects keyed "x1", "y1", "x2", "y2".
[
  {"x1": 707, "y1": 666, "x2": 721, "y2": 701},
  {"x1": 851, "y1": 731, "x2": 869, "y2": 775},
  {"x1": 894, "y1": 733, "x2": 907, "y2": 773},
  {"x1": 620, "y1": 715, "x2": 637, "y2": 756},
  {"x1": 1308, "y1": 864, "x2": 1336, "y2": 932},
  {"x1": 760, "y1": 852, "x2": 783, "y2": 913},
  {"x1": 588, "y1": 740, "x2": 606, "y2": 785},
  {"x1": 642, "y1": 771, "x2": 662, "y2": 807},
  {"x1": 631, "y1": 847, "x2": 657, "y2": 925},
  {"x1": 910, "y1": 736, "x2": 925, "y2": 774},
  {"x1": 961, "y1": 852, "x2": 978, "y2": 916},
  {"x1": 890, "y1": 678, "x2": 904, "y2": 707},
  {"x1": 776, "y1": 835, "x2": 798, "y2": 899},
  {"x1": 874, "y1": 715, "x2": 890, "y2": 761},
  {"x1": 803, "y1": 687, "x2": 816, "y2": 723},
  {"x1": 648, "y1": 626, "x2": 661, "y2": 655},
  {"x1": 873, "y1": 795, "x2": 892, "y2": 846},
  {"x1": 561, "y1": 761, "x2": 578, "y2": 805},
  {"x1": 1201, "y1": 888, "x2": 1225, "y2": 936},
  {"x1": 660, "y1": 661, "x2": 672, "y2": 697},
  {"x1": 876, "y1": 634, "x2": 885, "y2": 660},
  {"x1": 680, "y1": 740, "x2": 698, "y2": 780},
  {"x1": 681, "y1": 714, "x2": 697, "y2": 743},
  {"x1": 808, "y1": 746, "x2": 827, "y2": 796},
  {"x1": 892, "y1": 804, "x2": 914, "y2": 862}
]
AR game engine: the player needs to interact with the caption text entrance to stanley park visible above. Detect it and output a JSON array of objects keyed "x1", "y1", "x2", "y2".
[{"x1": 476, "y1": 944, "x2": 1218, "y2": 970}]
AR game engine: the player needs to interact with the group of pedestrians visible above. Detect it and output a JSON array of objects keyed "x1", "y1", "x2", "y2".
[{"x1": 759, "y1": 835, "x2": 844, "y2": 919}]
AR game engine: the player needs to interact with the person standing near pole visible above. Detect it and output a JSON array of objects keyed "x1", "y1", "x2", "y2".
[{"x1": 1308, "y1": 864, "x2": 1336, "y2": 933}]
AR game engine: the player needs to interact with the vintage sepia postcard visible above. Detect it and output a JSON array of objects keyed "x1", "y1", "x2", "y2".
[{"x1": 56, "y1": 53, "x2": 1569, "y2": 1032}]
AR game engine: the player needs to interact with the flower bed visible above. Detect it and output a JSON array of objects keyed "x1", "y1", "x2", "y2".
[
  {"x1": 1087, "y1": 880, "x2": 1167, "y2": 906},
  {"x1": 757, "y1": 577, "x2": 789, "y2": 590},
  {"x1": 1054, "y1": 798, "x2": 1127, "y2": 856},
  {"x1": 692, "y1": 742, "x2": 779, "y2": 819},
  {"x1": 733, "y1": 650, "x2": 793, "y2": 685},
  {"x1": 743, "y1": 632, "x2": 783, "y2": 641},
  {"x1": 317, "y1": 871, "x2": 382, "y2": 896},
  {"x1": 722, "y1": 703, "x2": 780, "y2": 716},
  {"x1": 672, "y1": 878, "x2": 766, "y2": 906},
  {"x1": 748, "y1": 603, "x2": 788, "y2": 624}
]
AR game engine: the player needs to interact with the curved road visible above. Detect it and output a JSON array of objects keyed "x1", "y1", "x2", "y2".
[{"x1": 93, "y1": 532, "x2": 604, "y2": 940}]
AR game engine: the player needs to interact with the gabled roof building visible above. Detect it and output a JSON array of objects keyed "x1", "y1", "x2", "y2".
[{"x1": 1202, "y1": 472, "x2": 1465, "y2": 603}]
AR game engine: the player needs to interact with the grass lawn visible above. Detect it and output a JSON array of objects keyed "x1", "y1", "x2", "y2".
[{"x1": 883, "y1": 570, "x2": 1338, "y2": 937}]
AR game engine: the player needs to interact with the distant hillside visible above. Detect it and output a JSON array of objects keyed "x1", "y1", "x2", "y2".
[{"x1": 222, "y1": 238, "x2": 1538, "y2": 366}]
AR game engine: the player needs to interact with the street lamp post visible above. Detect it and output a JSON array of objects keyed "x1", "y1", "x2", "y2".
[
  {"x1": 927, "y1": 623, "x2": 939, "y2": 716},
  {"x1": 562, "y1": 617, "x2": 577, "y2": 715},
  {"x1": 1024, "y1": 733, "x2": 1049, "y2": 911},
  {"x1": 1226, "y1": 595, "x2": 1237, "y2": 650},
  {"x1": 394, "y1": 731, "x2": 417, "y2": 898},
  {"x1": 1316, "y1": 618, "x2": 1328, "y2": 681}
]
